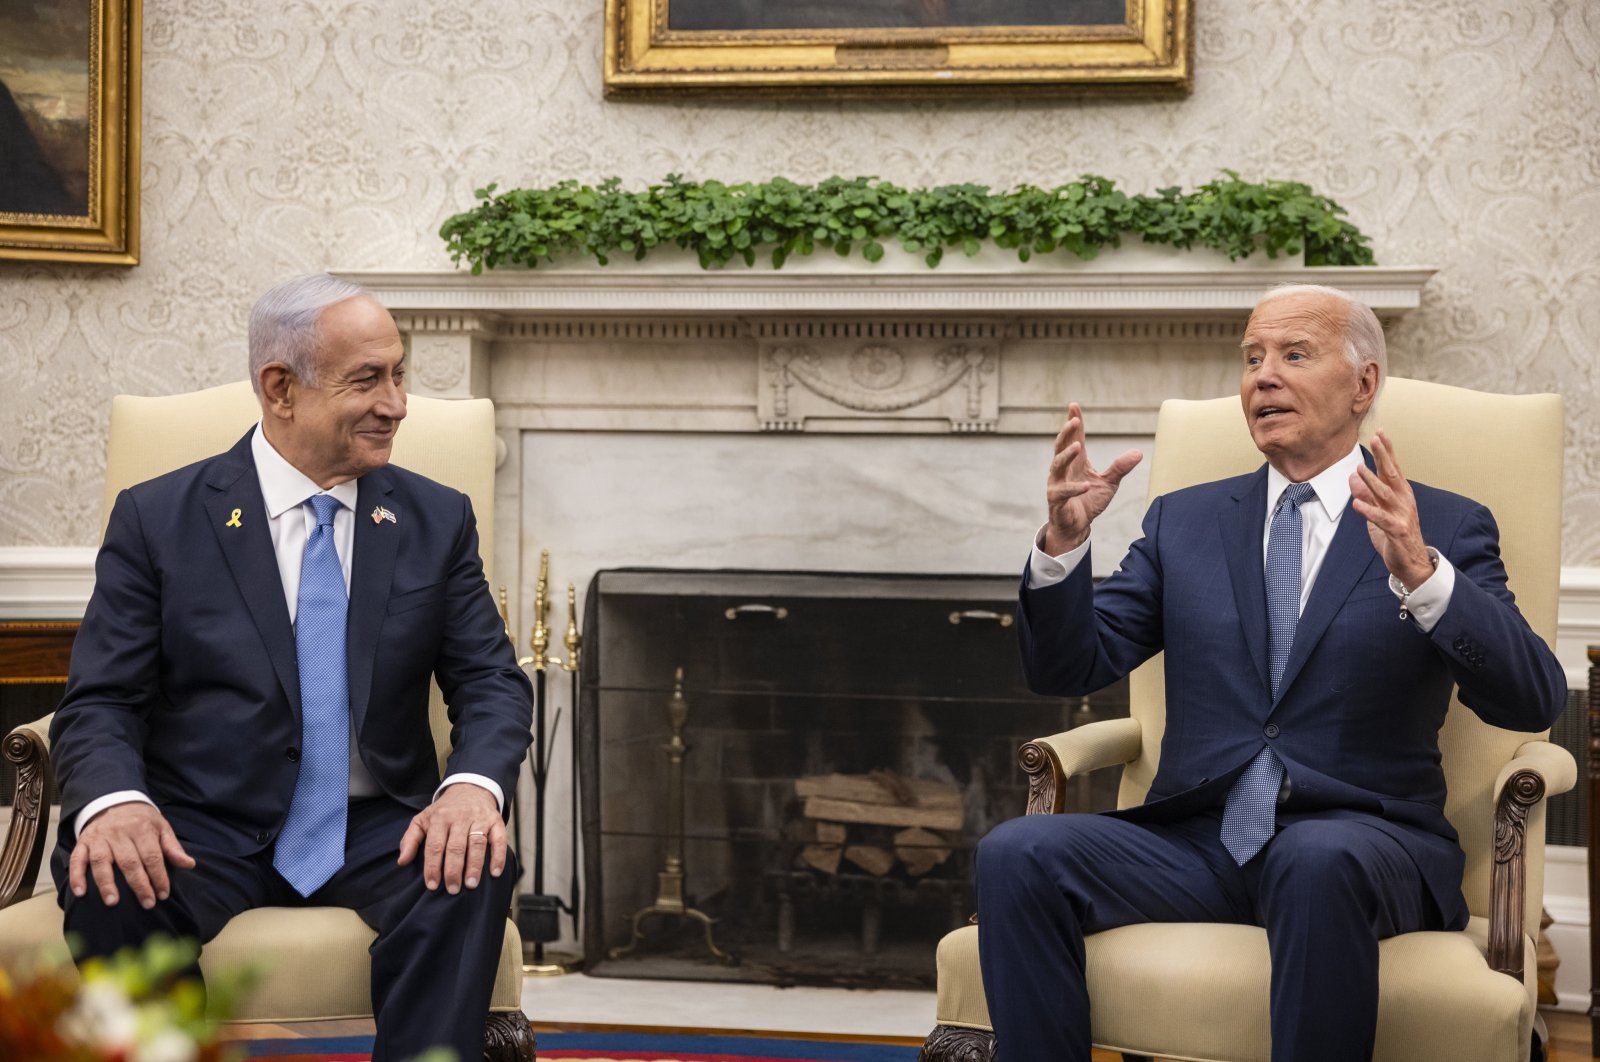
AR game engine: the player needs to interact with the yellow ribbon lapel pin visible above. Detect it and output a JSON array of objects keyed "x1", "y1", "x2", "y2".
[
  {"x1": 225, "y1": 508, "x2": 243, "y2": 528},
  {"x1": 371, "y1": 505, "x2": 397, "y2": 525}
]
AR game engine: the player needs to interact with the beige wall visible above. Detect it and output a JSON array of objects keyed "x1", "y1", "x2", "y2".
[{"x1": 1, "y1": 0, "x2": 1596, "y2": 560}]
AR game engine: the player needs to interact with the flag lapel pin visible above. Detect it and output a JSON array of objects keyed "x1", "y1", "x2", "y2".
[{"x1": 371, "y1": 505, "x2": 396, "y2": 525}]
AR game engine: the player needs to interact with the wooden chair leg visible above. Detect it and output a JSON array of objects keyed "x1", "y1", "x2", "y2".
[
  {"x1": 919, "y1": 1024, "x2": 996, "y2": 1061},
  {"x1": 484, "y1": 1011, "x2": 535, "y2": 1062}
]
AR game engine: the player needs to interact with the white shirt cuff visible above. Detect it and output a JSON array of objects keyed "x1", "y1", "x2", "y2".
[
  {"x1": 434, "y1": 773, "x2": 505, "y2": 813},
  {"x1": 76, "y1": 791, "x2": 155, "y2": 837},
  {"x1": 1026, "y1": 523, "x2": 1091, "y2": 590},
  {"x1": 1388, "y1": 547, "x2": 1456, "y2": 633}
]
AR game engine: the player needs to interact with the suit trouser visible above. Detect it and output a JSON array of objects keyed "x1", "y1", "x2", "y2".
[
  {"x1": 974, "y1": 807, "x2": 1442, "y2": 1062},
  {"x1": 58, "y1": 796, "x2": 518, "y2": 1062}
]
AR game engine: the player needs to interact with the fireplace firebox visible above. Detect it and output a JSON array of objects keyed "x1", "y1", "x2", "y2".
[{"x1": 578, "y1": 569, "x2": 1128, "y2": 988}]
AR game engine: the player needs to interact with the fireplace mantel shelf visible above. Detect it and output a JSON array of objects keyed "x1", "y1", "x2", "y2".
[{"x1": 342, "y1": 265, "x2": 1435, "y2": 318}]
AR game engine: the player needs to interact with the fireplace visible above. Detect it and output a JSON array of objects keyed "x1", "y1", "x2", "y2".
[
  {"x1": 578, "y1": 568, "x2": 1128, "y2": 987},
  {"x1": 338, "y1": 263, "x2": 1431, "y2": 979}
]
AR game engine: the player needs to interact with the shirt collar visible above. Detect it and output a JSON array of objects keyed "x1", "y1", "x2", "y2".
[
  {"x1": 250, "y1": 423, "x2": 360, "y2": 519},
  {"x1": 1265, "y1": 443, "x2": 1362, "y2": 523}
]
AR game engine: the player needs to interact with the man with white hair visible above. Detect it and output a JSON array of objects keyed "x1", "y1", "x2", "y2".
[
  {"x1": 976, "y1": 285, "x2": 1566, "y2": 1061},
  {"x1": 51, "y1": 274, "x2": 533, "y2": 1061}
]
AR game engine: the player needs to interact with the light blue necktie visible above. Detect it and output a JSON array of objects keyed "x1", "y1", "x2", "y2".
[
  {"x1": 273, "y1": 493, "x2": 350, "y2": 896},
  {"x1": 1221, "y1": 481, "x2": 1315, "y2": 866}
]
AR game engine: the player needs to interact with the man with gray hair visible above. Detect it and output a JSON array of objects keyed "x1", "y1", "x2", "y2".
[
  {"x1": 51, "y1": 274, "x2": 533, "y2": 1061},
  {"x1": 976, "y1": 284, "x2": 1565, "y2": 1060}
]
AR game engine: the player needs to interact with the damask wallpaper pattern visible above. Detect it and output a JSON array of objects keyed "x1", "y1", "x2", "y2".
[{"x1": 0, "y1": 0, "x2": 1596, "y2": 560}]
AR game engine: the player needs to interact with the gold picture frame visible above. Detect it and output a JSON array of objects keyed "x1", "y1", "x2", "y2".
[
  {"x1": 604, "y1": 0, "x2": 1191, "y2": 98},
  {"x1": 0, "y1": 0, "x2": 140, "y2": 265}
]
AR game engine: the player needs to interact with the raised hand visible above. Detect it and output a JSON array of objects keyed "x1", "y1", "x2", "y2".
[
  {"x1": 1350, "y1": 430, "x2": 1435, "y2": 590},
  {"x1": 1044, "y1": 402, "x2": 1143, "y2": 556},
  {"x1": 397, "y1": 782, "x2": 507, "y2": 893},
  {"x1": 70, "y1": 801, "x2": 195, "y2": 909}
]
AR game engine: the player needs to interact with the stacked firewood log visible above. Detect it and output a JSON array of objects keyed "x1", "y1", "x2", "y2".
[{"x1": 794, "y1": 770, "x2": 961, "y2": 877}]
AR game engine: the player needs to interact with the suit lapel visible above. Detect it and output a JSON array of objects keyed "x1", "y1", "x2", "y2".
[
  {"x1": 1219, "y1": 467, "x2": 1271, "y2": 700},
  {"x1": 1274, "y1": 452, "x2": 1381, "y2": 703},
  {"x1": 204, "y1": 431, "x2": 302, "y2": 722},
  {"x1": 347, "y1": 469, "x2": 400, "y2": 737}
]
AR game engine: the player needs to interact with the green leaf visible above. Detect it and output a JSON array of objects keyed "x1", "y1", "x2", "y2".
[{"x1": 439, "y1": 173, "x2": 1377, "y2": 272}]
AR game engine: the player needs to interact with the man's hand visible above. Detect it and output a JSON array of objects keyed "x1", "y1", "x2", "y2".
[
  {"x1": 70, "y1": 802, "x2": 194, "y2": 910},
  {"x1": 397, "y1": 782, "x2": 506, "y2": 893},
  {"x1": 1044, "y1": 402, "x2": 1143, "y2": 556},
  {"x1": 1350, "y1": 430, "x2": 1435, "y2": 589}
]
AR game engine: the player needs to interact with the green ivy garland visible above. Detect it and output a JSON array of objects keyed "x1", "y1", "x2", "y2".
[{"x1": 439, "y1": 171, "x2": 1375, "y2": 275}]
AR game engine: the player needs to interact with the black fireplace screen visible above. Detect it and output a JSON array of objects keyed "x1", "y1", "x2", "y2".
[{"x1": 578, "y1": 569, "x2": 1128, "y2": 988}]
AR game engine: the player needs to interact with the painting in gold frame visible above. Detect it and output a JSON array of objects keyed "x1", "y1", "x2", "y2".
[
  {"x1": 604, "y1": 0, "x2": 1191, "y2": 97},
  {"x1": 0, "y1": 0, "x2": 140, "y2": 265}
]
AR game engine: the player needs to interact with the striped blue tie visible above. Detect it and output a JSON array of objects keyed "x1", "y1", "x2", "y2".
[
  {"x1": 1221, "y1": 481, "x2": 1315, "y2": 865},
  {"x1": 273, "y1": 493, "x2": 350, "y2": 896}
]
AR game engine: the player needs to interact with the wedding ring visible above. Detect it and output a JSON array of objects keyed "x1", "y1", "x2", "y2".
[{"x1": 469, "y1": 830, "x2": 486, "y2": 837}]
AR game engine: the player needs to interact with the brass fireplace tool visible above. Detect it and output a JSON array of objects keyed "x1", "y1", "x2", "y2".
[
  {"x1": 500, "y1": 549, "x2": 583, "y2": 973},
  {"x1": 609, "y1": 667, "x2": 735, "y2": 964}
]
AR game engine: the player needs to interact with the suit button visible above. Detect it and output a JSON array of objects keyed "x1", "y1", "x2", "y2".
[
  {"x1": 285, "y1": 747, "x2": 300, "y2": 762},
  {"x1": 256, "y1": 830, "x2": 270, "y2": 843},
  {"x1": 1264, "y1": 724, "x2": 1280, "y2": 738},
  {"x1": 1453, "y1": 636, "x2": 1467, "y2": 651}
]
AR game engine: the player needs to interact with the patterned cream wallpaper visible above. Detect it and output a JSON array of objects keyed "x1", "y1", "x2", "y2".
[{"x1": 0, "y1": 0, "x2": 1596, "y2": 561}]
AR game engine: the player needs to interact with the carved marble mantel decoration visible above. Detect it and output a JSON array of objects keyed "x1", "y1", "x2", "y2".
[{"x1": 344, "y1": 264, "x2": 1434, "y2": 437}]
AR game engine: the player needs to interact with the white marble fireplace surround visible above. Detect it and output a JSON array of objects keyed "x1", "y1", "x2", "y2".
[{"x1": 331, "y1": 261, "x2": 1435, "y2": 952}]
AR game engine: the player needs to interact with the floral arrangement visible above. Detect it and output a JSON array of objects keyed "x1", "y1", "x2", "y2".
[{"x1": 0, "y1": 936, "x2": 253, "y2": 1062}]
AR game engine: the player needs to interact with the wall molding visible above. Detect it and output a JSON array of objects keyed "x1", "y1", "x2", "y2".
[
  {"x1": 4, "y1": 553, "x2": 1598, "y2": 660},
  {"x1": 0, "y1": 547, "x2": 99, "y2": 620}
]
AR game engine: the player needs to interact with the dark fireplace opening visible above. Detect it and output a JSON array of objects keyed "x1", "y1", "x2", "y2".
[{"x1": 578, "y1": 569, "x2": 1128, "y2": 988}]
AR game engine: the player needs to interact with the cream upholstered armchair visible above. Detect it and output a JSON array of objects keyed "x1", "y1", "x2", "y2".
[
  {"x1": 0, "y1": 381, "x2": 533, "y2": 1061},
  {"x1": 921, "y1": 378, "x2": 1573, "y2": 1062}
]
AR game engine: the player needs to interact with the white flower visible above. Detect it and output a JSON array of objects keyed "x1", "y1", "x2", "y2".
[{"x1": 58, "y1": 979, "x2": 138, "y2": 1047}]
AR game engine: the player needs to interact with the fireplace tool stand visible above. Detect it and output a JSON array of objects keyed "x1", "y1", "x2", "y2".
[
  {"x1": 609, "y1": 667, "x2": 736, "y2": 964},
  {"x1": 507, "y1": 551, "x2": 583, "y2": 974}
]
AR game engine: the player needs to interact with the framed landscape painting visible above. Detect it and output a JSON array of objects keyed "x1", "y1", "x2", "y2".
[
  {"x1": 0, "y1": 0, "x2": 140, "y2": 264},
  {"x1": 604, "y1": 0, "x2": 1191, "y2": 97}
]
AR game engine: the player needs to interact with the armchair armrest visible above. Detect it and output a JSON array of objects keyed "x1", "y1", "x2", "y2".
[
  {"x1": 1, "y1": 712, "x2": 56, "y2": 910},
  {"x1": 1018, "y1": 717, "x2": 1142, "y2": 816},
  {"x1": 1486, "y1": 738, "x2": 1575, "y2": 982}
]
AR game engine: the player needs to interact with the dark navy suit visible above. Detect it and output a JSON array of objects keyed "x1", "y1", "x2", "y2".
[
  {"x1": 51, "y1": 429, "x2": 533, "y2": 1060},
  {"x1": 977, "y1": 459, "x2": 1565, "y2": 1061}
]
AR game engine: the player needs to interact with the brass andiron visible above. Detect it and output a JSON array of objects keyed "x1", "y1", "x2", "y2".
[{"x1": 609, "y1": 668, "x2": 735, "y2": 964}]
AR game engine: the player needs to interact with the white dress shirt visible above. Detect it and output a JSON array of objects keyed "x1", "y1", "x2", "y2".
[
  {"x1": 1026, "y1": 443, "x2": 1455, "y2": 627},
  {"x1": 77, "y1": 424, "x2": 503, "y2": 835}
]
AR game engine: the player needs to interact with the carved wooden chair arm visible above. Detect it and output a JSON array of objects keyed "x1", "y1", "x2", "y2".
[
  {"x1": 0, "y1": 713, "x2": 56, "y2": 911},
  {"x1": 1018, "y1": 717, "x2": 1142, "y2": 816},
  {"x1": 1486, "y1": 738, "x2": 1575, "y2": 982}
]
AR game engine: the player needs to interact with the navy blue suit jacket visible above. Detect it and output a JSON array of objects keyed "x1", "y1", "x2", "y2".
[
  {"x1": 51, "y1": 429, "x2": 533, "y2": 861},
  {"x1": 1018, "y1": 460, "x2": 1566, "y2": 928}
]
